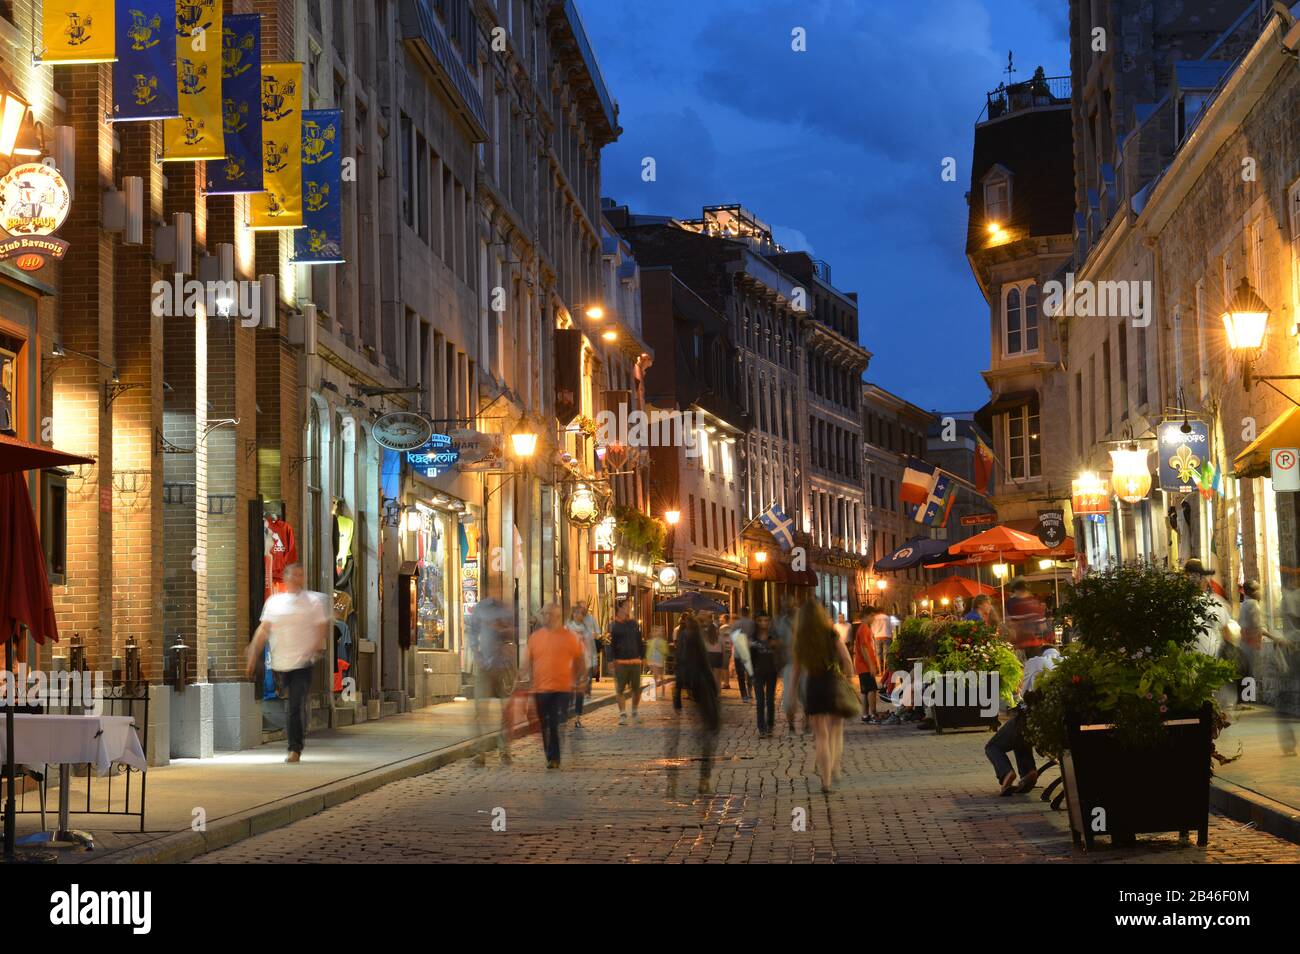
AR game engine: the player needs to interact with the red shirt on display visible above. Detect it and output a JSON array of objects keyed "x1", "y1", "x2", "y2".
[{"x1": 267, "y1": 518, "x2": 297, "y2": 583}]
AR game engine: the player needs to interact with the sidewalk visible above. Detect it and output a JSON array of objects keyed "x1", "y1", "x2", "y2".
[
  {"x1": 11, "y1": 679, "x2": 645, "y2": 865},
  {"x1": 1209, "y1": 704, "x2": 1300, "y2": 844}
]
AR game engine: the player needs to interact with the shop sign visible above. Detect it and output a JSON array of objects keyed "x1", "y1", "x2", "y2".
[
  {"x1": 653, "y1": 563, "x2": 679, "y2": 593},
  {"x1": 960, "y1": 512, "x2": 997, "y2": 527},
  {"x1": 1157, "y1": 420, "x2": 1209, "y2": 493},
  {"x1": 589, "y1": 549, "x2": 614, "y2": 574},
  {"x1": 373, "y1": 411, "x2": 433, "y2": 451},
  {"x1": 615, "y1": 574, "x2": 629, "y2": 596},
  {"x1": 1071, "y1": 475, "x2": 1109, "y2": 516},
  {"x1": 407, "y1": 434, "x2": 459, "y2": 477},
  {"x1": 566, "y1": 484, "x2": 603, "y2": 527},
  {"x1": 0, "y1": 163, "x2": 72, "y2": 271},
  {"x1": 1271, "y1": 448, "x2": 1300, "y2": 492},
  {"x1": 1036, "y1": 509, "x2": 1065, "y2": 547},
  {"x1": 452, "y1": 429, "x2": 505, "y2": 471}
]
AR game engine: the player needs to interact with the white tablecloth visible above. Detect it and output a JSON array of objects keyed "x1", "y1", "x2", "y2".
[{"x1": 0, "y1": 714, "x2": 147, "y2": 775}]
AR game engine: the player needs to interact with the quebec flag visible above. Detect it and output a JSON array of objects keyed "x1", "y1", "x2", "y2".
[
  {"x1": 904, "y1": 470, "x2": 955, "y2": 527},
  {"x1": 758, "y1": 504, "x2": 795, "y2": 551}
]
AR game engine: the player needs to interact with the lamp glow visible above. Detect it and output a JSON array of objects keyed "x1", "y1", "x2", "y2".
[
  {"x1": 510, "y1": 430, "x2": 539, "y2": 458},
  {"x1": 664, "y1": 509, "x2": 681, "y2": 526},
  {"x1": 992, "y1": 563, "x2": 1009, "y2": 580},
  {"x1": 1221, "y1": 277, "x2": 1271, "y2": 356},
  {"x1": 584, "y1": 305, "x2": 604, "y2": 320},
  {"x1": 1109, "y1": 446, "x2": 1152, "y2": 503},
  {"x1": 1038, "y1": 559, "x2": 1054, "y2": 571},
  {"x1": 755, "y1": 550, "x2": 768, "y2": 564}
]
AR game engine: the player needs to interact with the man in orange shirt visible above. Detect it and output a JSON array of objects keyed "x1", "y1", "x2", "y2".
[
  {"x1": 525, "y1": 603, "x2": 586, "y2": 769},
  {"x1": 854, "y1": 607, "x2": 885, "y2": 724}
]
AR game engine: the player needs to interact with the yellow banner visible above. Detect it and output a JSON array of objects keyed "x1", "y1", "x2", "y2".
[
  {"x1": 162, "y1": 0, "x2": 224, "y2": 161},
  {"x1": 41, "y1": 0, "x2": 116, "y2": 64},
  {"x1": 248, "y1": 63, "x2": 303, "y2": 230}
]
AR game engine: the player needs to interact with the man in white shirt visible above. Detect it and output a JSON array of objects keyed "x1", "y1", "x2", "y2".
[
  {"x1": 1185, "y1": 559, "x2": 1232, "y2": 657},
  {"x1": 246, "y1": 563, "x2": 330, "y2": 763}
]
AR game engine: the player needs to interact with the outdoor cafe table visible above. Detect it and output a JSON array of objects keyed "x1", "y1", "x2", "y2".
[{"x1": 1, "y1": 713, "x2": 147, "y2": 849}]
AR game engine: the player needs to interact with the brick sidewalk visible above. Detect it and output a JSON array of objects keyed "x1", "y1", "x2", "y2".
[{"x1": 191, "y1": 688, "x2": 1300, "y2": 864}]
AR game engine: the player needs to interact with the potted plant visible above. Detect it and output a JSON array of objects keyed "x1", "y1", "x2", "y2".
[
  {"x1": 924, "y1": 620, "x2": 1022, "y2": 732},
  {"x1": 1024, "y1": 562, "x2": 1239, "y2": 848}
]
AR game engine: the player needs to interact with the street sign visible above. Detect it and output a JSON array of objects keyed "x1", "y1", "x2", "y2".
[
  {"x1": 1271, "y1": 447, "x2": 1300, "y2": 492},
  {"x1": 960, "y1": 512, "x2": 997, "y2": 527}
]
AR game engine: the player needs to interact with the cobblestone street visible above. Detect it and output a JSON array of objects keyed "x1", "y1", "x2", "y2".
[{"x1": 194, "y1": 690, "x2": 1300, "y2": 864}]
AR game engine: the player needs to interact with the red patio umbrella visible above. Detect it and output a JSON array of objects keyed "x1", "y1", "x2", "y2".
[
  {"x1": 0, "y1": 434, "x2": 93, "y2": 860},
  {"x1": 918, "y1": 575, "x2": 998, "y2": 608}
]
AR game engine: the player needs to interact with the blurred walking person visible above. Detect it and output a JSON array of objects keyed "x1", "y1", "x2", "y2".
[
  {"x1": 245, "y1": 563, "x2": 330, "y2": 763},
  {"x1": 608, "y1": 599, "x2": 645, "y2": 724},
  {"x1": 702, "y1": 612, "x2": 725, "y2": 690},
  {"x1": 731, "y1": 607, "x2": 755, "y2": 702},
  {"x1": 565, "y1": 603, "x2": 597, "y2": 728},
  {"x1": 773, "y1": 599, "x2": 801, "y2": 732},
  {"x1": 646, "y1": 625, "x2": 669, "y2": 701},
  {"x1": 525, "y1": 603, "x2": 586, "y2": 769},
  {"x1": 750, "y1": 611, "x2": 785, "y2": 737},
  {"x1": 854, "y1": 607, "x2": 884, "y2": 724},
  {"x1": 467, "y1": 594, "x2": 517, "y2": 764},
  {"x1": 718, "y1": 613, "x2": 733, "y2": 690},
  {"x1": 665, "y1": 612, "x2": 721, "y2": 795},
  {"x1": 794, "y1": 600, "x2": 857, "y2": 791}
]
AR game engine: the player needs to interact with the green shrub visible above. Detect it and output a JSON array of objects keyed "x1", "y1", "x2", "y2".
[{"x1": 925, "y1": 619, "x2": 1023, "y2": 707}]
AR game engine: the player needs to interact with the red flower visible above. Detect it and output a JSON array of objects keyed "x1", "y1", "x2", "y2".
[{"x1": 1071, "y1": 675, "x2": 1082, "y2": 684}]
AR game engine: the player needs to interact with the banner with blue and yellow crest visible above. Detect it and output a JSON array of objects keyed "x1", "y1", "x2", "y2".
[
  {"x1": 204, "y1": 14, "x2": 262, "y2": 194},
  {"x1": 162, "y1": 0, "x2": 224, "y2": 161},
  {"x1": 293, "y1": 110, "x2": 344, "y2": 263},
  {"x1": 248, "y1": 63, "x2": 303, "y2": 230},
  {"x1": 40, "y1": 0, "x2": 116, "y2": 64},
  {"x1": 111, "y1": 1, "x2": 178, "y2": 121}
]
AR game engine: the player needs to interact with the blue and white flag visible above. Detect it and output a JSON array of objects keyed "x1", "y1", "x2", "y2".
[
  {"x1": 111, "y1": 1, "x2": 179, "y2": 122},
  {"x1": 905, "y1": 470, "x2": 955, "y2": 527},
  {"x1": 758, "y1": 504, "x2": 795, "y2": 551},
  {"x1": 292, "y1": 108, "x2": 344, "y2": 263},
  {"x1": 204, "y1": 13, "x2": 262, "y2": 194}
]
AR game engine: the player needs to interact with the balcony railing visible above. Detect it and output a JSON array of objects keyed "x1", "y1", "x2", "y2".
[{"x1": 979, "y1": 75, "x2": 1070, "y2": 123}]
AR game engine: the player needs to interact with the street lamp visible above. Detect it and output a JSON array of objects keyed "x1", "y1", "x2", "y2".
[
  {"x1": 510, "y1": 427, "x2": 539, "y2": 459},
  {"x1": 0, "y1": 69, "x2": 33, "y2": 157},
  {"x1": 601, "y1": 329, "x2": 618, "y2": 343},
  {"x1": 876, "y1": 578, "x2": 888, "y2": 592},
  {"x1": 755, "y1": 550, "x2": 768, "y2": 564},
  {"x1": 992, "y1": 563, "x2": 1009, "y2": 580},
  {"x1": 584, "y1": 305, "x2": 605, "y2": 320},
  {"x1": 1222, "y1": 277, "x2": 1272, "y2": 389},
  {"x1": 1109, "y1": 445, "x2": 1152, "y2": 504},
  {"x1": 664, "y1": 509, "x2": 680, "y2": 525}
]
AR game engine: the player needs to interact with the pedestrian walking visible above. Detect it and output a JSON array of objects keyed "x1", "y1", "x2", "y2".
[
  {"x1": 794, "y1": 600, "x2": 857, "y2": 792},
  {"x1": 665, "y1": 612, "x2": 720, "y2": 794},
  {"x1": 645, "y1": 625, "x2": 669, "y2": 700},
  {"x1": 608, "y1": 599, "x2": 645, "y2": 724},
  {"x1": 718, "y1": 613, "x2": 733, "y2": 689},
  {"x1": 731, "y1": 606, "x2": 755, "y2": 701},
  {"x1": 245, "y1": 563, "x2": 330, "y2": 763},
  {"x1": 524, "y1": 603, "x2": 586, "y2": 769},
  {"x1": 565, "y1": 603, "x2": 597, "y2": 727},
  {"x1": 573, "y1": 600, "x2": 600, "y2": 684},
  {"x1": 854, "y1": 606, "x2": 884, "y2": 724},
  {"x1": 467, "y1": 595, "x2": 517, "y2": 764},
  {"x1": 750, "y1": 611, "x2": 785, "y2": 736},
  {"x1": 773, "y1": 599, "x2": 801, "y2": 732},
  {"x1": 702, "y1": 612, "x2": 725, "y2": 690}
]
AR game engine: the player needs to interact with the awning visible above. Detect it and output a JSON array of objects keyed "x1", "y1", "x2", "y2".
[
  {"x1": 1233, "y1": 405, "x2": 1300, "y2": 478},
  {"x1": 986, "y1": 389, "x2": 1037, "y2": 413}
]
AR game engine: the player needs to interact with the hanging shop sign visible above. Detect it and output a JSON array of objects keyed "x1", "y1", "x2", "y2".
[
  {"x1": 1036, "y1": 509, "x2": 1065, "y2": 548},
  {"x1": 589, "y1": 549, "x2": 614, "y2": 575},
  {"x1": 0, "y1": 164, "x2": 72, "y2": 271},
  {"x1": 452, "y1": 429, "x2": 506, "y2": 471},
  {"x1": 407, "y1": 434, "x2": 459, "y2": 478},
  {"x1": 1158, "y1": 420, "x2": 1209, "y2": 493},
  {"x1": 1271, "y1": 448, "x2": 1300, "y2": 492},
  {"x1": 960, "y1": 512, "x2": 997, "y2": 527},
  {"x1": 1071, "y1": 474, "x2": 1109, "y2": 516},
  {"x1": 615, "y1": 574, "x2": 630, "y2": 596},
  {"x1": 373, "y1": 411, "x2": 433, "y2": 451},
  {"x1": 566, "y1": 484, "x2": 603, "y2": 528},
  {"x1": 653, "y1": 563, "x2": 679, "y2": 593}
]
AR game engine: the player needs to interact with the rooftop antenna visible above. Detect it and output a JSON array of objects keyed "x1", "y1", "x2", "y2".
[{"x1": 1004, "y1": 51, "x2": 1017, "y2": 83}]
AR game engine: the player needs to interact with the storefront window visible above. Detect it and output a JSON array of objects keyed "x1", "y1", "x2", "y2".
[{"x1": 416, "y1": 505, "x2": 451, "y2": 650}]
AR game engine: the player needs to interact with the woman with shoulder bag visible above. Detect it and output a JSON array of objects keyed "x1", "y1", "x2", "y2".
[{"x1": 792, "y1": 600, "x2": 859, "y2": 792}]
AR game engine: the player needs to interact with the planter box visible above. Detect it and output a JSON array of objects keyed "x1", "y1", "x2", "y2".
[
  {"x1": 1061, "y1": 706, "x2": 1212, "y2": 848},
  {"x1": 927, "y1": 673, "x2": 999, "y2": 733}
]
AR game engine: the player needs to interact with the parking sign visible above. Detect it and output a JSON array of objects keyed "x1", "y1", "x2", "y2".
[{"x1": 1271, "y1": 448, "x2": 1300, "y2": 491}]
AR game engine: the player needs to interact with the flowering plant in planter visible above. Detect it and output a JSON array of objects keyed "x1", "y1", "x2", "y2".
[
  {"x1": 1025, "y1": 562, "x2": 1239, "y2": 755},
  {"x1": 887, "y1": 615, "x2": 939, "y2": 673},
  {"x1": 925, "y1": 620, "x2": 1022, "y2": 707}
]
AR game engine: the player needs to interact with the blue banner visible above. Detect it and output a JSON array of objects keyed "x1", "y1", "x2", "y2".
[
  {"x1": 1158, "y1": 420, "x2": 1210, "y2": 494},
  {"x1": 292, "y1": 109, "x2": 344, "y2": 263},
  {"x1": 111, "y1": 2, "x2": 178, "y2": 122},
  {"x1": 204, "y1": 13, "x2": 262, "y2": 194}
]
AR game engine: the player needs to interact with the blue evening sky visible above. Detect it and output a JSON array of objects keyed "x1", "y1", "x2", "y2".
[{"x1": 580, "y1": 0, "x2": 1070, "y2": 414}]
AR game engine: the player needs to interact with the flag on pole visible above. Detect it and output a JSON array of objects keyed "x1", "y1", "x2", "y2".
[
  {"x1": 758, "y1": 504, "x2": 795, "y2": 551},
  {"x1": 111, "y1": 1, "x2": 178, "y2": 121},
  {"x1": 162, "y1": 0, "x2": 225, "y2": 161},
  {"x1": 1191, "y1": 459, "x2": 1222, "y2": 501},
  {"x1": 40, "y1": 0, "x2": 117, "y2": 65},
  {"x1": 905, "y1": 469, "x2": 956, "y2": 527},
  {"x1": 974, "y1": 435, "x2": 995, "y2": 495},
  {"x1": 204, "y1": 13, "x2": 262, "y2": 194},
  {"x1": 248, "y1": 62, "x2": 304, "y2": 230},
  {"x1": 900, "y1": 457, "x2": 938, "y2": 506}
]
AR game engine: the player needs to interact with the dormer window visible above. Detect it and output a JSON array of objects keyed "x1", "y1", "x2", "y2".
[{"x1": 983, "y1": 165, "x2": 1013, "y2": 227}]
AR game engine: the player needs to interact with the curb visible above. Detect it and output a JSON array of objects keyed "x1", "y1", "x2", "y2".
[
  {"x1": 1209, "y1": 777, "x2": 1300, "y2": 846},
  {"x1": 88, "y1": 687, "x2": 643, "y2": 865}
]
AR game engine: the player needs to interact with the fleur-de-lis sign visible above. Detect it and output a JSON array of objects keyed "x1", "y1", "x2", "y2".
[{"x1": 1169, "y1": 444, "x2": 1201, "y2": 483}]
